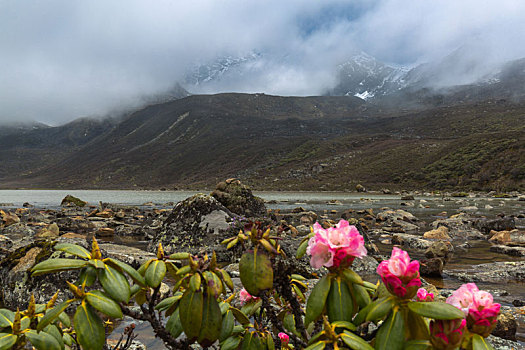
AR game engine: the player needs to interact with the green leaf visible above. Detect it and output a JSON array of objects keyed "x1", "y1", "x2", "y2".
[
  {"x1": 145, "y1": 260, "x2": 166, "y2": 288},
  {"x1": 62, "y1": 333, "x2": 74, "y2": 347},
  {"x1": 31, "y1": 259, "x2": 87, "y2": 276},
  {"x1": 407, "y1": 301, "x2": 465, "y2": 320},
  {"x1": 88, "y1": 259, "x2": 105, "y2": 270},
  {"x1": 98, "y1": 264, "x2": 131, "y2": 303},
  {"x1": 43, "y1": 324, "x2": 65, "y2": 350},
  {"x1": 137, "y1": 259, "x2": 153, "y2": 276},
  {"x1": 221, "y1": 336, "x2": 242, "y2": 350},
  {"x1": 85, "y1": 290, "x2": 123, "y2": 319},
  {"x1": 304, "y1": 340, "x2": 327, "y2": 350},
  {"x1": 166, "y1": 308, "x2": 183, "y2": 339},
  {"x1": 404, "y1": 339, "x2": 432, "y2": 350},
  {"x1": 353, "y1": 302, "x2": 372, "y2": 326},
  {"x1": 327, "y1": 277, "x2": 354, "y2": 323},
  {"x1": 0, "y1": 310, "x2": 14, "y2": 328},
  {"x1": 189, "y1": 273, "x2": 202, "y2": 292},
  {"x1": 155, "y1": 294, "x2": 183, "y2": 312},
  {"x1": 296, "y1": 239, "x2": 309, "y2": 259},
  {"x1": 240, "y1": 299, "x2": 262, "y2": 317},
  {"x1": 37, "y1": 300, "x2": 73, "y2": 331},
  {"x1": 77, "y1": 266, "x2": 97, "y2": 287},
  {"x1": 169, "y1": 252, "x2": 190, "y2": 260},
  {"x1": 57, "y1": 311, "x2": 71, "y2": 328},
  {"x1": 239, "y1": 251, "x2": 273, "y2": 296},
  {"x1": 375, "y1": 307, "x2": 405, "y2": 350},
  {"x1": 365, "y1": 297, "x2": 395, "y2": 322},
  {"x1": 54, "y1": 243, "x2": 91, "y2": 259},
  {"x1": 219, "y1": 310, "x2": 235, "y2": 342},
  {"x1": 340, "y1": 330, "x2": 374, "y2": 350},
  {"x1": 404, "y1": 308, "x2": 429, "y2": 341},
  {"x1": 25, "y1": 330, "x2": 62, "y2": 350},
  {"x1": 331, "y1": 320, "x2": 356, "y2": 331},
  {"x1": 218, "y1": 269, "x2": 234, "y2": 292},
  {"x1": 305, "y1": 274, "x2": 331, "y2": 326},
  {"x1": 241, "y1": 332, "x2": 265, "y2": 350},
  {"x1": 179, "y1": 290, "x2": 203, "y2": 342},
  {"x1": 471, "y1": 334, "x2": 495, "y2": 350},
  {"x1": 73, "y1": 301, "x2": 105, "y2": 350},
  {"x1": 198, "y1": 295, "x2": 222, "y2": 347},
  {"x1": 229, "y1": 307, "x2": 251, "y2": 326},
  {"x1": 0, "y1": 333, "x2": 17, "y2": 350},
  {"x1": 283, "y1": 313, "x2": 301, "y2": 338},
  {"x1": 341, "y1": 269, "x2": 363, "y2": 285},
  {"x1": 104, "y1": 258, "x2": 146, "y2": 286},
  {"x1": 352, "y1": 284, "x2": 371, "y2": 309}
]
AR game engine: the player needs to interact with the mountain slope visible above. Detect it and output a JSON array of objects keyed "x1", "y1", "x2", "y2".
[{"x1": 1, "y1": 93, "x2": 523, "y2": 191}]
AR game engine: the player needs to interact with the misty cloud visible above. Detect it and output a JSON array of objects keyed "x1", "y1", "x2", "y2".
[{"x1": 1, "y1": 0, "x2": 525, "y2": 124}]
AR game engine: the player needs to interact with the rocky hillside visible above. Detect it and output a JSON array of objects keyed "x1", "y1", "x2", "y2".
[{"x1": 0, "y1": 92, "x2": 523, "y2": 191}]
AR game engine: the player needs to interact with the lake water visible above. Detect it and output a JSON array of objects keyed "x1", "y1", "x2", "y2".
[{"x1": 0, "y1": 190, "x2": 523, "y2": 221}]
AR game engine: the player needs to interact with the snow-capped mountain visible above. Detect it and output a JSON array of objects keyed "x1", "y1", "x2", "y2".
[
  {"x1": 179, "y1": 48, "x2": 525, "y2": 104},
  {"x1": 184, "y1": 53, "x2": 261, "y2": 87},
  {"x1": 329, "y1": 52, "x2": 409, "y2": 99}
]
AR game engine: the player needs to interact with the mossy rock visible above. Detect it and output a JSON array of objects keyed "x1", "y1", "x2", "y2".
[
  {"x1": 211, "y1": 179, "x2": 266, "y2": 217},
  {"x1": 61, "y1": 195, "x2": 87, "y2": 207}
]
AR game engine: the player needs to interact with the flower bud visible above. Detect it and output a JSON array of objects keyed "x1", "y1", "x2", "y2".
[
  {"x1": 239, "y1": 288, "x2": 259, "y2": 305},
  {"x1": 417, "y1": 288, "x2": 434, "y2": 302},
  {"x1": 430, "y1": 318, "x2": 466, "y2": 350},
  {"x1": 278, "y1": 332, "x2": 289, "y2": 345},
  {"x1": 377, "y1": 247, "x2": 421, "y2": 299}
]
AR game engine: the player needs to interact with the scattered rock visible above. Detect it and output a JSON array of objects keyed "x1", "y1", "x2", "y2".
[
  {"x1": 425, "y1": 241, "x2": 454, "y2": 260},
  {"x1": 423, "y1": 226, "x2": 451, "y2": 240},
  {"x1": 401, "y1": 195, "x2": 414, "y2": 200},
  {"x1": 444, "y1": 261, "x2": 525, "y2": 283},
  {"x1": 419, "y1": 258, "x2": 444, "y2": 277},
  {"x1": 355, "y1": 184, "x2": 366, "y2": 192},
  {"x1": 0, "y1": 210, "x2": 20, "y2": 227},
  {"x1": 95, "y1": 227, "x2": 115, "y2": 238},
  {"x1": 35, "y1": 223, "x2": 60, "y2": 239},
  {"x1": 391, "y1": 234, "x2": 432, "y2": 250},
  {"x1": 376, "y1": 209, "x2": 418, "y2": 223},
  {"x1": 431, "y1": 214, "x2": 485, "y2": 240},
  {"x1": 492, "y1": 311, "x2": 517, "y2": 341},
  {"x1": 489, "y1": 245, "x2": 525, "y2": 257},
  {"x1": 473, "y1": 216, "x2": 516, "y2": 235}
]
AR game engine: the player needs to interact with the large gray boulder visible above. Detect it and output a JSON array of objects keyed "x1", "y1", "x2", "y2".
[{"x1": 148, "y1": 194, "x2": 235, "y2": 257}]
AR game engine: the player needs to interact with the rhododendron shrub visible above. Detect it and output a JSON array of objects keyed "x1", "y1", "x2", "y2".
[{"x1": 0, "y1": 220, "x2": 501, "y2": 350}]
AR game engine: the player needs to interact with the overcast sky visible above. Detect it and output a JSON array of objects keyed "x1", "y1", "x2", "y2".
[{"x1": 1, "y1": 0, "x2": 525, "y2": 125}]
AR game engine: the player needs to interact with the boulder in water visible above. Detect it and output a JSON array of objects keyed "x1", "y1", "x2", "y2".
[
  {"x1": 60, "y1": 195, "x2": 87, "y2": 207},
  {"x1": 211, "y1": 179, "x2": 266, "y2": 217}
]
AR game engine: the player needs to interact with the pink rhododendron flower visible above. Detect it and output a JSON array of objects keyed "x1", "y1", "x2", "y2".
[
  {"x1": 417, "y1": 288, "x2": 434, "y2": 302},
  {"x1": 306, "y1": 220, "x2": 366, "y2": 269},
  {"x1": 376, "y1": 247, "x2": 421, "y2": 299},
  {"x1": 446, "y1": 283, "x2": 500, "y2": 337},
  {"x1": 430, "y1": 318, "x2": 467, "y2": 350},
  {"x1": 239, "y1": 288, "x2": 259, "y2": 305},
  {"x1": 278, "y1": 332, "x2": 289, "y2": 345}
]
